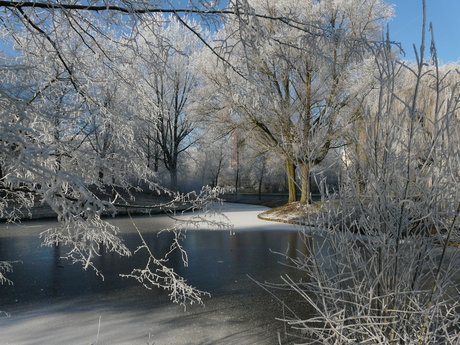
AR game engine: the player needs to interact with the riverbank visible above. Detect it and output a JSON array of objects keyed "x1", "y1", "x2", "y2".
[
  {"x1": 1, "y1": 192, "x2": 295, "y2": 222},
  {"x1": 221, "y1": 193, "x2": 290, "y2": 208},
  {"x1": 0, "y1": 192, "x2": 190, "y2": 221},
  {"x1": 256, "y1": 201, "x2": 319, "y2": 225},
  {"x1": 222, "y1": 193, "x2": 321, "y2": 225}
]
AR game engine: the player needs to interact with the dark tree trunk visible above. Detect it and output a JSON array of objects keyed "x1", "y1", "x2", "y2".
[
  {"x1": 258, "y1": 178, "x2": 263, "y2": 200},
  {"x1": 286, "y1": 158, "x2": 297, "y2": 203},
  {"x1": 170, "y1": 168, "x2": 178, "y2": 191}
]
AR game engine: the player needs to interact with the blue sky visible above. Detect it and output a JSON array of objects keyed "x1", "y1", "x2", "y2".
[
  {"x1": 1, "y1": 0, "x2": 458, "y2": 64},
  {"x1": 389, "y1": 0, "x2": 460, "y2": 63}
]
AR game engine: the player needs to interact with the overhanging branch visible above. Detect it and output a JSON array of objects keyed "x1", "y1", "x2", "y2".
[
  {"x1": 0, "y1": 1, "x2": 234, "y2": 14},
  {"x1": 0, "y1": 0, "x2": 319, "y2": 34}
]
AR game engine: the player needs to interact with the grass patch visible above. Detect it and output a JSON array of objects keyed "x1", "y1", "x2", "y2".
[{"x1": 258, "y1": 201, "x2": 320, "y2": 225}]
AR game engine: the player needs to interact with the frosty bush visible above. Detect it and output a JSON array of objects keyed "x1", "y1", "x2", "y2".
[{"x1": 272, "y1": 5, "x2": 460, "y2": 344}]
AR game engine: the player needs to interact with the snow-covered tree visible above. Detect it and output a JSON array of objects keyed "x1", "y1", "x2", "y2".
[
  {"x1": 122, "y1": 15, "x2": 204, "y2": 191},
  {"x1": 0, "y1": 1, "x2": 229, "y2": 306},
  {"x1": 195, "y1": 0, "x2": 394, "y2": 204},
  {"x1": 273, "y1": 9, "x2": 460, "y2": 343}
]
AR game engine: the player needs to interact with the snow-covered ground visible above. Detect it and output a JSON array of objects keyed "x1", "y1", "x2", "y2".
[
  {"x1": 187, "y1": 202, "x2": 299, "y2": 231},
  {"x1": 0, "y1": 203, "x2": 302, "y2": 345}
]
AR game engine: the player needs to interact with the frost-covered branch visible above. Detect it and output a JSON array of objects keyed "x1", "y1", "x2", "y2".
[
  {"x1": 0, "y1": 260, "x2": 15, "y2": 286},
  {"x1": 263, "y1": 2, "x2": 460, "y2": 343},
  {"x1": 120, "y1": 230, "x2": 210, "y2": 309},
  {"x1": 40, "y1": 216, "x2": 131, "y2": 278},
  {"x1": 120, "y1": 185, "x2": 233, "y2": 308}
]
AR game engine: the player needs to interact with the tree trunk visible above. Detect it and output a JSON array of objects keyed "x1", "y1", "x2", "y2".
[
  {"x1": 258, "y1": 178, "x2": 263, "y2": 200},
  {"x1": 286, "y1": 158, "x2": 297, "y2": 203},
  {"x1": 233, "y1": 138, "x2": 240, "y2": 196},
  {"x1": 299, "y1": 161, "x2": 312, "y2": 204},
  {"x1": 235, "y1": 167, "x2": 239, "y2": 196},
  {"x1": 170, "y1": 168, "x2": 178, "y2": 191},
  {"x1": 111, "y1": 176, "x2": 117, "y2": 201}
]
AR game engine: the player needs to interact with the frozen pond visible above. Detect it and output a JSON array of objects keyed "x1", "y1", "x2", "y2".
[{"x1": 0, "y1": 203, "x2": 310, "y2": 345}]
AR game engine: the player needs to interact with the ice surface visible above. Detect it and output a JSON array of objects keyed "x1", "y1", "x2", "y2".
[{"x1": 0, "y1": 203, "x2": 300, "y2": 345}]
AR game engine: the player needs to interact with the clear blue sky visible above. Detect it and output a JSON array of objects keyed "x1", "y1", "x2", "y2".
[
  {"x1": 1, "y1": 0, "x2": 458, "y2": 64},
  {"x1": 389, "y1": 0, "x2": 460, "y2": 63}
]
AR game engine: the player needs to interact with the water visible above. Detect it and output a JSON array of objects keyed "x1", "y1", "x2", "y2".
[{"x1": 0, "y1": 206, "x2": 310, "y2": 344}]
